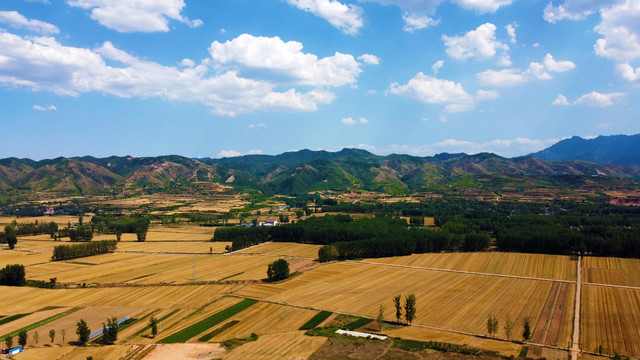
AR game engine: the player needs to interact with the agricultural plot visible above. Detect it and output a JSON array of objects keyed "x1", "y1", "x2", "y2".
[
  {"x1": 224, "y1": 331, "x2": 327, "y2": 360},
  {"x1": 236, "y1": 242, "x2": 321, "y2": 259},
  {"x1": 0, "y1": 215, "x2": 91, "y2": 226},
  {"x1": 0, "y1": 307, "x2": 70, "y2": 339},
  {"x1": 14, "y1": 344, "x2": 135, "y2": 360},
  {"x1": 203, "y1": 302, "x2": 316, "y2": 342},
  {"x1": 116, "y1": 241, "x2": 230, "y2": 254},
  {"x1": 582, "y1": 256, "x2": 640, "y2": 287},
  {"x1": 581, "y1": 285, "x2": 640, "y2": 358},
  {"x1": 26, "y1": 253, "x2": 306, "y2": 284},
  {"x1": 235, "y1": 261, "x2": 573, "y2": 347},
  {"x1": 0, "y1": 251, "x2": 51, "y2": 268},
  {"x1": 366, "y1": 252, "x2": 576, "y2": 281}
]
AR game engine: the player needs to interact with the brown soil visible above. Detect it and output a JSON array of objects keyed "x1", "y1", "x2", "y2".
[{"x1": 531, "y1": 282, "x2": 569, "y2": 346}]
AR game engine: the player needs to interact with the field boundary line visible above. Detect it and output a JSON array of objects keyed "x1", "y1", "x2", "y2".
[
  {"x1": 356, "y1": 260, "x2": 576, "y2": 284},
  {"x1": 582, "y1": 282, "x2": 640, "y2": 290},
  {"x1": 225, "y1": 294, "x2": 571, "y2": 354},
  {"x1": 571, "y1": 256, "x2": 582, "y2": 360}
]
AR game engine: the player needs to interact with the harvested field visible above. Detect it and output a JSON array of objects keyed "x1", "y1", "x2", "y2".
[
  {"x1": 142, "y1": 343, "x2": 225, "y2": 360},
  {"x1": 205, "y1": 302, "x2": 316, "y2": 341},
  {"x1": 367, "y1": 252, "x2": 576, "y2": 281},
  {"x1": 582, "y1": 256, "x2": 640, "y2": 287},
  {"x1": 0, "y1": 251, "x2": 51, "y2": 267},
  {"x1": 13, "y1": 345, "x2": 135, "y2": 360},
  {"x1": 26, "y1": 253, "x2": 314, "y2": 284},
  {"x1": 116, "y1": 241, "x2": 230, "y2": 254},
  {"x1": 235, "y1": 261, "x2": 571, "y2": 346},
  {"x1": 581, "y1": 285, "x2": 640, "y2": 358},
  {"x1": 236, "y1": 242, "x2": 321, "y2": 259},
  {"x1": 0, "y1": 215, "x2": 91, "y2": 226},
  {"x1": 385, "y1": 326, "x2": 522, "y2": 357},
  {"x1": 224, "y1": 331, "x2": 327, "y2": 360},
  {"x1": 530, "y1": 282, "x2": 575, "y2": 347},
  {"x1": 0, "y1": 306, "x2": 70, "y2": 339}
]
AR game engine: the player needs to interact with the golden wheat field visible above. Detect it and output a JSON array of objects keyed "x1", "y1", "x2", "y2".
[
  {"x1": 236, "y1": 260, "x2": 574, "y2": 347},
  {"x1": 581, "y1": 285, "x2": 640, "y2": 358},
  {"x1": 235, "y1": 242, "x2": 321, "y2": 259},
  {"x1": 582, "y1": 256, "x2": 640, "y2": 287},
  {"x1": 366, "y1": 252, "x2": 577, "y2": 281},
  {"x1": 205, "y1": 302, "x2": 316, "y2": 342},
  {"x1": 223, "y1": 331, "x2": 327, "y2": 360}
]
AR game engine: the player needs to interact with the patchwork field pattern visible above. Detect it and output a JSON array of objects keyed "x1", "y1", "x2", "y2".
[
  {"x1": 583, "y1": 256, "x2": 640, "y2": 287},
  {"x1": 367, "y1": 252, "x2": 577, "y2": 281},
  {"x1": 581, "y1": 285, "x2": 640, "y2": 358},
  {"x1": 236, "y1": 242, "x2": 321, "y2": 259}
]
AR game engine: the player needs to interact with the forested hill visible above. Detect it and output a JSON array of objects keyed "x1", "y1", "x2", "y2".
[
  {"x1": 1, "y1": 148, "x2": 640, "y2": 197},
  {"x1": 528, "y1": 134, "x2": 640, "y2": 166}
]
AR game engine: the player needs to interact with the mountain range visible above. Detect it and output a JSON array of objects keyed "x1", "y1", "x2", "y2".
[{"x1": 0, "y1": 134, "x2": 639, "y2": 198}]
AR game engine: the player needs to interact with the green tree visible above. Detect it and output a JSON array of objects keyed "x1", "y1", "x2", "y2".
[
  {"x1": 61, "y1": 329, "x2": 66, "y2": 344},
  {"x1": 504, "y1": 317, "x2": 514, "y2": 340},
  {"x1": 393, "y1": 294, "x2": 402, "y2": 323},
  {"x1": 5, "y1": 336, "x2": 13, "y2": 349},
  {"x1": 522, "y1": 317, "x2": 531, "y2": 342},
  {"x1": 377, "y1": 304, "x2": 385, "y2": 331},
  {"x1": 0, "y1": 264, "x2": 27, "y2": 286},
  {"x1": 487, "y1": 314, "x2": 498, "y2": 337},
  {"x1": 76, "y1": 319, "x2": 90, "y2": 345},
  {"x1": 318, "y1": 245, "x2": 337, "y2": 262},
  {"x1": 5, "y1": 225, "x2": 17, "y2": 249},
  {"x1": 18, "y1": 331, "x2": 27, "y2": 347},
  {"x1": 33, "y1": 331, "x2": 39, "y2": 344},
  {"x1": 136, "y1": 225, "x2": 148, "y2": 242},
  {"x1": 404, "y1": 294, "x2": 417, "y2": 325},
  {"x1": 149, "y1": 316, "x2": 158, "y2": 338},
  {"x1": 267, "y1": 259, "x2": 290, "y2": 281},
  {"x1": 49, "y1": 329, "x2": 56, "y2": 344},
  {"x1": 101, "y1": 317, "x2": 118, "y2": 344}
]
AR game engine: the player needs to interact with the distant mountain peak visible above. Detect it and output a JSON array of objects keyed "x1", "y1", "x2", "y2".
[{"x1": 529, "y1": 133, "x2": 640, "y2": 166}]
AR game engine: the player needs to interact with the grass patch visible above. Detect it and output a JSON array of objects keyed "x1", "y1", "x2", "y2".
[
  {"x1": 299, "y1": 311, "x2": 332, "y2": 330},
  {"x1": 0, "y1": 313, "x2": 30, "y2": 326},
  {"x1": 0, "y1": 308, "x2": 81, "y2": 340},
  {"x1": 159, "y1": 298, "x2": 258, "y2": 343},
  {"x1": 392, "y1": 338, "x2": 485, "y2": 356},
  {"x1": 219, "y1": 272, "x2": 244, "y2": 281},
  {"x1": 220, "y1": 332, "x2": 258, "y2": 351},
  {"x1": 343, "y1": 317, "x2": 373, "y2": 330},
  {"x1": 519, "y1": 346, "x2": 529, "y2": 358},
  {"x1": 197, "y1": 320, "x2": 239, "y2": 342}
]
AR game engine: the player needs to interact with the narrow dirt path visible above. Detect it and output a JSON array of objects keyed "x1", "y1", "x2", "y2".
[{"x1": 571, "y1": 256, "x2": 582, "y2": 360}]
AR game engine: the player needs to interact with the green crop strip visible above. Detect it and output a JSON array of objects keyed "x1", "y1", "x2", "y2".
[{"x1": 299, "y1": 311, "x2": 332, "y2": 330}]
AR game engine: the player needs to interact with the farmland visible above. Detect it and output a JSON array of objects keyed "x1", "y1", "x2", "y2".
[{"x1": 2, "y1": 226, "x2": 640, "y2": 359}]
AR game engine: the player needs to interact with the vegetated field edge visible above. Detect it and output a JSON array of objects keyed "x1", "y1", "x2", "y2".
[
  {"x1": 159, "y1": 298, "x2": 258, "y2": 343},
  {"x1": 300, "y1": 310, "x2": 333, "y2": 330}
]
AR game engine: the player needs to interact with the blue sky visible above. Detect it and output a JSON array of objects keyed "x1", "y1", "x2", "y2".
[{"x1": 0, "y1": 0, "x2": 638, "y2": 160}]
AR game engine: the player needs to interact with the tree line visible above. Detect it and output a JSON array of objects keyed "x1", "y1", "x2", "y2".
[{"x1": 51, "y1": 241, "x2": 117, "y2": 261}]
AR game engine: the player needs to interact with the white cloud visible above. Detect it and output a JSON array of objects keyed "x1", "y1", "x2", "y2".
[
  {"x1": 552, "y1": 94, "x2": 570, "y2": 105},
  {"x1": 402, "y1": 12, "x2": 439, "y2": 32},
  {"x1": 286, "y1": 0, "x2": 363, "y2": 35},
  {"x1": 247, "y1": 149, "x2": 264, "y2": 155},
  {"x1": 431, "y1": 60, "x2": 444, "y2": 74},
  {"x1": 358, "y1": 54, "x2": 380, "y2": 65},
  {"x1": 543, "y1": 53, "x2": 576, "y2": 72},
  {"x1": 442, "y1": 23, "x2": 510, "y2": 65},
  {"x1": 217, "y1": 150, "x2": 242, "y2": 158},
  {"x1": 0, "y1": 11, "x2": 59, "y2": 34},
  {"x1": 66, "y1": 0, "x2": 202, "y2": 32},
  {"x1": 593, "y1": 0, "x2": 640, "y2": 81},
  {"x1": 249, "y1": 123, "x2": 267, "y2": 128},
  {"x1": 543, "y1": 0, "x2": 620, "y2": 23},
  {"x1": 505, "y1": 23, "x2": 517, "y2": 44},
  {"x1": 179, "y1": 58, "x2": 195, "y2": 68},
  {"x1": 0, "y1": 32, "x2": 364, "y2": 116},
  {"x1": 209, "y1": 34, "x2": 363, "y2": 87},
  {"x1": 453, "y1": 0, "x2": 515, "y2": 13},
  {"x1": 477, "y1": 53, "x2": 574, "y2": 87},
  {"x1": 33, "y1": 104, "x2": 57, "y2": 111},
  {"x1": 389, "y1": 72, "x2": 495, "y2": 112},
  {"x1": 553, "y1": 91, "x2": 626, "y2": 107},
  {"x1": 342, "y1": 117, "x2": 369, "y2": 125}
]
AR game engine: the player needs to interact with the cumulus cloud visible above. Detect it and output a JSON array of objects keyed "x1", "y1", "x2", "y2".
[
  {"x1": 357, "y1": 54, "x2": 380, "y2": 65},
  {"x1": 208, "y1": 34, "x2": 364, "y2": 87},
  {"x1": 478, "y1": 53, "x2": 575, "y2": 87},
  {"x1": 286, "y1": 0, "x2": 363, "y2": 35},
  {"x1": 593, "y1": 0, "x2": 640, "y2": 81},
  {"x1": 389, "y1": 72, "x2": 496, "y2": 112},
  {"x1": 66, "y1": 0, "x2": 202, "y2": 32},
  {"x1": 33, "y1": 104, "x2": 57, "y2": 111},
  {"x1": 543, "y1": 0, "x2": 620, "y2": 23},
  {"x1": 0, "y1": 32, "x2": 366, "y2": 116},
  {"x1": 341, "y1": 117, "x2": 368, "y2": 125},
  {"x1": 217, "y1": 150, "x2": 242, "y2": 158},
  {"x1": 442, "y1": 23, "x2": 510, "y2": 65},
  {"x1": 0, "y1": 11, "x2": 59, "y2": 34},
  {"x1": 402, "y1": 12, "x2": 439, "y2": 32},
  {"x1": 553, "y1": 91, "x2": 626, "y2": 107},
  {"x1": 432, "y1": 60, "x2": 444, "y2": 74},
  {"x1": 505, "y1": 23, "x2": 517, "y2": 44}
]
